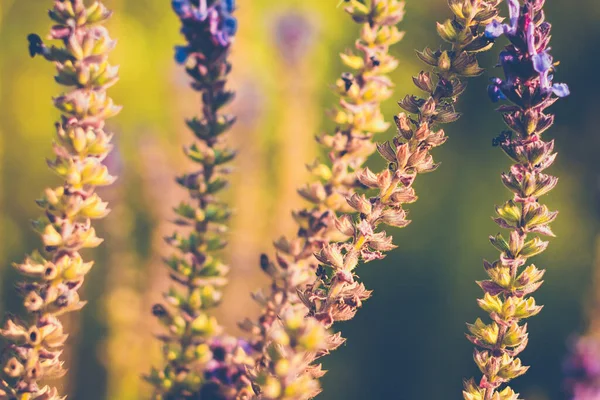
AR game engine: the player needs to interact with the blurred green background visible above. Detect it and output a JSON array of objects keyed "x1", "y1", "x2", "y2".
[{"x1": 0, "y1": 1, "x2": 597, "y2": 399}]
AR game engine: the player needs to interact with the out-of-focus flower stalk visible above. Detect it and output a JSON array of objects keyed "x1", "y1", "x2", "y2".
[
  {"x1": 0, "y1": 1, "x2": 120, "y2": 399},
  {"x1": 245, "y1": 1, "x2": 502, "y2": 398},
  {"x1": 147, "y1": 1, "x2": 254, "y2": 399},
  {"x1": 562, "y1": 188, "x2": 600, "y2": 399},
  {"x1": 563, "y1": 237, "x2": 600, "y2": 400},
  {"x1": 463, "y1": 1, "x2": 569, "y2": 399}
]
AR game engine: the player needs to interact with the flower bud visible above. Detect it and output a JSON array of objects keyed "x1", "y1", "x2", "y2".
[{"x1": 437, "y1": 50, "x2": 451, "y2": 71}]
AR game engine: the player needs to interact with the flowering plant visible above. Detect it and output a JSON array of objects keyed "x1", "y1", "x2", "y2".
[
  {"x1": 0, "y1": 1, "x2": 579, "y2": 399},
  {"x1": 0, "y1": 1, "x2": 119, "y2": 399},
  {"x1": 146, "y1": 1, "x2": 255, "y2": 399},
  {"x1": 463, "y1": 1, "x2": 569, "y2": 399}
]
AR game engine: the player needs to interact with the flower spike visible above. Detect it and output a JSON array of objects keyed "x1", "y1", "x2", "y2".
[
  {"x1": 146, "y1": 1, "x2": 254, "y2": 398},
  {"x1": 0, "y1": 1, "x2": 119, "y2": 398},
  {"x1": 464, "y1": 1, "x2": 569, "y2": 399}
]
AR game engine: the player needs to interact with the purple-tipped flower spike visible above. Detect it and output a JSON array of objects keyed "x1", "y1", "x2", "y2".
[
  {"x1": 485, "y1": 0, "x2": 570, "y2": 101},
  {"x1": 172, "y1": 0, "x2": 237, "y2": 51},
  {"x1": 146, "y1": 1, "x2": 254, "y2": 398},
  {"x1": 464, "y1": 1, "x2": 569, "y2": 399},
  {"x1": 0, "y1": 1, "x2": 119, "y2": 398},
  {"x1": 242, "y1": 0, "x2": 503, "y2": 398}
]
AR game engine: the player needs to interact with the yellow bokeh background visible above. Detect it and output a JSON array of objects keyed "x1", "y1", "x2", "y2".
[{"x1": 1, "y1": 1, "x2": 598, "y2": 399}]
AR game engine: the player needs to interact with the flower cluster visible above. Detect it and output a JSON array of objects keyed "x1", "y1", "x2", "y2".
[
  {"x1": 146, "y1": 1, "x2": 253, "y2": 399},
  {"x1": 243, "y1": 0, "x2": 503, "y2": 398},
  {"x1": 0, "y1": 1, "x2": 119, "y2": 399},
  {"x1": 463, "y1": 1, "x2": 569, "y2": 399},
  {"x1": 173, "y1": 0, "x2": 237, "y2": 53}
]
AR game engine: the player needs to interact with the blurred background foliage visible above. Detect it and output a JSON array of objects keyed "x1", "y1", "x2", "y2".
[{"x1": 0, "y1": 0, "x2": 598, "y2": 399}]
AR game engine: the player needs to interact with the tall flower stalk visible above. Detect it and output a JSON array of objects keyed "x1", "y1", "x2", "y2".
[
  {"x1": 0, "y1": 1, "x2": 119, "y2": 399},
  {"x1": 239, "y1": 0, "x2": 405, "y2": 397},
  {"x1": 247, "y1": 1, "x2": 502, "y2": 398},
  {"x1": 463, "y1": 1, "x2": 569, "y2": 399},
  {"x1": 146, "y1": 1, "x2": 254, "y2": 399}
]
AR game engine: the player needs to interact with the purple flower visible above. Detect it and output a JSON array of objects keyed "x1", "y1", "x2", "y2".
[
  {"x1": 524, "y1": 17, "x2": 570, "y2": 97},
  {"x1": 211, "y1": 1, "x2": 238, "y2": 46},
  {"x1": 223, "y1": 0, "x2": 235, "y2": 13},
  {"x1": 484, "y1": 0, "x2": 520, "y2": 38},
  {"x1": 202, "y1": 336, "x2": 252, "y2": 387},
  {"x1": 532, "y1": 55, "x2": 570, "y2": 97},
  {"x1": 172, "y1": 0, "x2": 192, "y2": 17},
  {"x1": 506, "y1": 0, "x2": 520, "y2": 32},
  {"x1": 174, "y1": 45, "x2": 189, "y2": 64},
  {"x1": 487, "y1": 0, "x2": 569, "y2": 101},
  {"x1": 223, "y1": 15, "x2": 237, "y2": 36},
  {"x1": 485, "y1": 20, "x2": 505, "y2": 39},
  {"x1": 488, "y1": 78, "x2": 507, "y2": 102},
  {"x1": 532, "y1": 50, "x2": 552, "y2": 74},
  {"x1": 172, "y1": 0, "x2": 207, "y2": 20},
  {"x1": 174, "y1": 0, "x2": 237, "y2": 47},
  {"x1": 553, "y1": 83, "x2": 570, "y2": 97},
  {"x1": 525, "y1": 19, "x2": 537, "y2": 56}
]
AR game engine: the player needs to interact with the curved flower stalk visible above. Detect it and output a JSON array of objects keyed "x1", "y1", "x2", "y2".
[
  {"x1": 146, "y1": 1, "x2": 254, "y2": 399},
  {"x1": 0, "y1": 1, "x2": 119, "y2": 399},
  {"x1": 238, "y1": 0, "x2": 405, "y2": 398},
  {"x1": 463, "y1": 1, "x2": 570, "y2": 399},
  {"x1": 247, "y1": 1, "x2": 503, "y2": 398}
]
